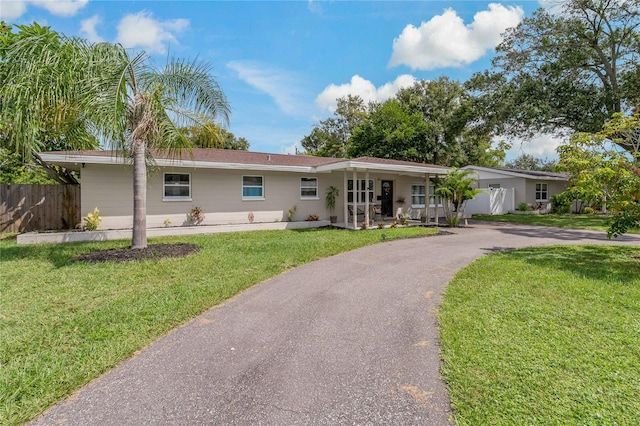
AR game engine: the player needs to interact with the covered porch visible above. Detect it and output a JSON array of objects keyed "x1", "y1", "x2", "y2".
[{"x1": 317, "y1": 157, "x2": 450, "y2": 230}]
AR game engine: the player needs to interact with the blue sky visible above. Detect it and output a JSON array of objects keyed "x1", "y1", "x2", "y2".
[{"x1": 1, "y1": 0, "x2": 559, "y2": 159}]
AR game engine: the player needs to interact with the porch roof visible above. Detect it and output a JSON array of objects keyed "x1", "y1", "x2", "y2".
[
  {"x1": 40, "y1": 149, "x2": 450, "y2": 175},
  {"x1": 461, "y1": 165, "x2": 569, "y2": 181}
]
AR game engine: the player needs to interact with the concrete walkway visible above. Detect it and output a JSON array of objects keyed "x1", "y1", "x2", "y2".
[{"x1": 30, "y1": 222, "x2": 640, "y2": 425}]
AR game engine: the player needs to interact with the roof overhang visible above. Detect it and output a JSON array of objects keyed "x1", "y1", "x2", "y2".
[
  {"x1": 41, "y1": 152, "x2": 451, "y2": 176},
  {"x1": 461, "y1": 165, "x2": 568, "y2": 181},
  {"x1": 317, "y1": 160, "x2": 449, "y2": 176}
]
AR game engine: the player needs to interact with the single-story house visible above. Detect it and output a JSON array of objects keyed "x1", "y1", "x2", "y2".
[
  {"x1": 41, "y1": 149, "x2": 450, "y2": 230},
  {"x1": 461, "y1": 166, "x2": 569, "y2": 215}
]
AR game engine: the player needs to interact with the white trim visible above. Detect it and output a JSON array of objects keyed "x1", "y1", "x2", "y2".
[
  {"x1": 410, "y1": 183, "x2": 426, "y2": 208},
  {"x1": 40, "y1": 152, "x2": 453, "y2": 176},
  {"x1": 163, "y1": 172, "x2": 191, "y2": 201},
  {"x1": 535, "y1": 182, "x2": 549, "y2": 201},
  {"x1": 242, "y1": 175, "x2": 264, "y2": 201},
  {"x1": 461, "y1": 165, "x2": 568, "y2": 181},
  {"x1": 317, "y1": 159, "x2": 448, "y2": 175},
  {"x1": 300, "y1": 177, "x2": 319, "y2": 200}
]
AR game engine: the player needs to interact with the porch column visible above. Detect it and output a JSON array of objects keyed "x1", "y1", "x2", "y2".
[
  {"x1": 435, "y1": 174, "x2": 439, "y2": 226},
  {"x1": 343, "y1": 170, "x2": 348, "y2": 228},
  {"x1": 365, "y1": 171, "x2": 370, "y2": 227},
  {"x1": 425, "y1": 173, "x2": 431, "y2": 224},
  {"x1": 352, "y1": 170, "x2": 358, "y2": 229}
]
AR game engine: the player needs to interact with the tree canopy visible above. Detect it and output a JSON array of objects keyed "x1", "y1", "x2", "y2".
[
  {"x1": 557, "y1": 113, "x2": 640, "y2": 237},
  {"x1": 302, "y1": 78, "x2": 506, "y2": 167},
  {"x1": 301, "y1": 95, "x2": 367, "y2": 158},
  {"x1": 2, "y1": 22, "x2": 231, "y2": 248},
  {"x1": 505, "y1": 153, "x2": 557, "y2": 171},
  {"x1": 0, "y1": 22, "x2": 99, "y2": 183},
  {"x1": 470, "y1": 0, "x2": 640, "y2": 148},
  {"x1": 181, "y1": 124, "x2": 249, "y2": 151}
]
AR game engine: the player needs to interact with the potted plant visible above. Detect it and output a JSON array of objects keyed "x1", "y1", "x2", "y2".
[{"x1": 325, "y1": 186, "x2": 339, "y2": 223}]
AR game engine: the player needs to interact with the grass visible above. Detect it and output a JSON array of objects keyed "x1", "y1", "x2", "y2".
[
  {"x1": 440, "y1": 245, "x2": 640, "y2": 425},
  {"x1": 0, "y1": 226, "x2": 436, "y2": 425},
  {"x1": 471, "y1": 213, "x2": 635, "y2": 233}
]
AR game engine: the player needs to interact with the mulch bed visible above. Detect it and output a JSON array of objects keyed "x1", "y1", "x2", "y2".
[{"x1": 71, "y1": 243, "x2": 201, "y2": 264}]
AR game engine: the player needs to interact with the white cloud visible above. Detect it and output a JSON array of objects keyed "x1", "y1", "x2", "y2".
[
  {"x1": 227, "y1": 60, "x2": 311, "y2": 116},
  {"x1": 506, "y1": 133, "x2": 566, "y2": 160},
  {"x1": 79, "y1": 14, "x2": 103, "y2": 43},
  {"x1": 281, "y1": 141, "x2": 302, "y2": 155},
  {"x1": 389, "y1": 3, "x2": 524, "y2": 70},
  {"x1": 30, "y1": 0, "x2": 88, "y2": 17},
  {"x1": 115, "y1": 11, "x2": 189, "y2": 55},
  {"x1": 307, "y1": 0, "x2": 322, "y2": 15},
  {"x1": 0, "y1": 1, "x2": 28, "y2": 20},
  {"x1": 315, "y1": 74, "x2": 416, "y2": 113}
]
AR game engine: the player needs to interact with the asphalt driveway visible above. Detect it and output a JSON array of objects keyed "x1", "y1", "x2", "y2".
[{"x1": 30, "y1": 222, "x2": 640, "y2": 425}]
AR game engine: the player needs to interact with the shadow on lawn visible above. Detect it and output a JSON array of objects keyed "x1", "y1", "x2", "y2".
[
  {"x1": 487, "y1": 221, "x2": 640, "y2": 243},
  {"x1": 498, "y1": 245, "x2": 640, "y2": 283},
  {"x1": 0, "y1": 241, "x2": 130, "y2": 268}
]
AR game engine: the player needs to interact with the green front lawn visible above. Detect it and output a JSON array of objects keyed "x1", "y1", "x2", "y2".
[
  {"x1": 471, "y1": 213, "x2": 630, "y2": 233},
  {"x1": 0, "y1": 227, "x2": 436, "y2": 425},
  {"x1": 440, "y1": 245, "x2": 640, "y2": 425}
]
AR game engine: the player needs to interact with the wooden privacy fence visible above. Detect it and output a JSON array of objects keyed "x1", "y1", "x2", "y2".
[{"x1": 0, "y1": 184, "x2": 80, "y2": 233}]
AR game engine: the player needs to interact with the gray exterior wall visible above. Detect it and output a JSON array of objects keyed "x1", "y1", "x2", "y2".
[{"x1": 80, "y1": 164, "x2": 443, "y2": 230}]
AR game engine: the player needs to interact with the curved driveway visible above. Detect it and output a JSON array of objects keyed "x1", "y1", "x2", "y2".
[{"x1": 31, "y1": 222, "x2": 640, "y2": 425}]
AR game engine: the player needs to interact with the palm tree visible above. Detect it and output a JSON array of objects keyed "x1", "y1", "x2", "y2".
[
  {"x1": 87, "y1": 45, "x2": 230, "y2": 248},
  {"x1": 0, "y1": 23, "x2": 100, "y2": 184},
  {"x1": 434, "y1": 168, "x2": 483, "y2": 227},
  {"x1": 1, "y1": 23, "x2": 230, "y2": 248}
]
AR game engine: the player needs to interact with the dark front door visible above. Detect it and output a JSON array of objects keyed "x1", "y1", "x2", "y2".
[{"x1": 381, "y1": 180, "x2": 393, "y2": 217}]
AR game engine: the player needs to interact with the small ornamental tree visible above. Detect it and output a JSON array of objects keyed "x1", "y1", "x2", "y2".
[
  {"x1": 556, "y1": 115, "x2": 640, "y2": 237},
  {"x1": 434, "y1": 168, "x2": 483, "y2": 227}
]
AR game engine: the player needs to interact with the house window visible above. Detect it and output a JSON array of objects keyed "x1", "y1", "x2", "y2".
[
  {"x1": 535, "y1": 183, "x2": 548, "y2": 201},
  {"x1": 347, "y1": 179, "x2": 374, "y2": 203},
  {"x1": 429, "y1": 184, "x2": 443, "y2": 207},
  {"x1": 242, "y1": 176, "x2": 264, "y2": 200},
  {"x1": 163, "y1": 173, "x2": 191, "y2": 200},
  {"x1": 300, "y1": 177, "x2": 318, "y2": 199},
  {"x1": 411, "y1": 184, "x2": 426, "y2": 207}
]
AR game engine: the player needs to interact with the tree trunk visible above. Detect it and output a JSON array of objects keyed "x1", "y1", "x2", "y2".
[{"x1": 131, "y1": 140, "x2": 147, "y2": 249}]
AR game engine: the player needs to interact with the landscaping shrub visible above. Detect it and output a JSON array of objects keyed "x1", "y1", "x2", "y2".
[{"x1": 550, "y1": 193, "x2": 572, "y2": 214}]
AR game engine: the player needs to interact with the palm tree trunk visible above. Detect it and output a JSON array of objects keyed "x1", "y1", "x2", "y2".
[{"x1": 132, "y1": 140, "x2": 147, "y2": 249}]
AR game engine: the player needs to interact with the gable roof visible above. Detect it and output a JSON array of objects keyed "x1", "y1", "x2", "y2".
[
  {"x1": 461, "y1": 165, "x2": 569, "y2": 181},
  {"x1": 40, "y1": 149, "x2": 450, "y2": 175}
]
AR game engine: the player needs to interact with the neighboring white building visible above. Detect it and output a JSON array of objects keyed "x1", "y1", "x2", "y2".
[
  {"x1": 42, "y1": 149, "x2": 450, "y2": 230},
  {"x1": 461, "y1": 166, "x2": 569, "y2": 215}
]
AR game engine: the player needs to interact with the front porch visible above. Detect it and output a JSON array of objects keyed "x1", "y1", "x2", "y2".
[{"x1": 333, "y1": 163, "x2": 447, "y2": 230}]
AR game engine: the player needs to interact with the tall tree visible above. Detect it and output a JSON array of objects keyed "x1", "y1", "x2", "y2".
[
  {"x1": 505, "y1": 153, "x2": 557, "y2": 171},
  {"x1": 181, "y1": 124, "x2": 249, "y2": 150},
  {"x1": 88, "y1": 45, "x2": 230, "y2": 248},
  {"x1": 471, "y1": 0, "x2": 640, "y2": 147},
  {"x1": 349, "y1": 78, "x2": 503, "y2": 166},
  {"x1": 0, "y1": 22, "x2": 98, "y2": 184},
  {"x1": 348, "y1": 99, "x2": 434, "y2": 162},
  {"x1": 2, "y1": 24, "x2": 230, "y2": 248},
  {"x1": 301, "y1": 95, "x2": 367, "y2": 157}
]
